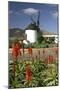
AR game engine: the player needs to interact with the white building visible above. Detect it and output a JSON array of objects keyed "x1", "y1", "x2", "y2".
[
  {"x1": 43, "y1": 34, "x2": 58, "y2": 43},
  {"x1": 25, "y1": 23, "x2": 38, "y2": 43},
  {"x1": 25, "y1": 29, "x2": 37, "y2": 43}
]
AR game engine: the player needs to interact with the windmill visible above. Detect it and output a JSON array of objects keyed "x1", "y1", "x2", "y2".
[{"x1": 25, "y1": 10, "x2": 40, "y2": 43}]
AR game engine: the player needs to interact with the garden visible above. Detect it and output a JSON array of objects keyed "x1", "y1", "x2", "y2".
[{"x1": 9, "y1": 40, "x2": 58, "y2": 88}]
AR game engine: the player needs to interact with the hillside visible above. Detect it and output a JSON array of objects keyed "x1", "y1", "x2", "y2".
[
  {"x1": 9, "y1": 28, "x2": 57, "y2": 39},
  {"x1": 9, "y1": 28, "x2": 25, "y2": 38}
]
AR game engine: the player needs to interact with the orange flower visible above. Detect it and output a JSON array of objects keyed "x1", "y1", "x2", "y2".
[
  {"x1": 28, "y1": 47, "x2": 33, "y2": 55},
  {"x1": 12, "y1": 46, "x2": 19, "y2": 59},
  {"x1": 12, "y1": 42, "x2": 21, "y2": 80},
  {"x1": 25, "y1": 64, "x2": 32, "y2": 81},
  {"x1": 15, "y1": 43, "x2": 21, "y2": 56},
  {"x1": 45, "y1": 55, "x2": 54, "y2": 64},
  {"x1": 12, "y1": 42, "x2": 21, "y2": 59},
  {"x1": 48, "y1": 55, "x2": 53, "y2": 64},
  {"x1": 15, "y1": 43, "x2": 21, "y2": 50}
]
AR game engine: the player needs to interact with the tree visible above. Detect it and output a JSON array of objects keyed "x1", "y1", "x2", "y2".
[{"x1": 37, "y1": 31, "x2": 44, "y2": 44}]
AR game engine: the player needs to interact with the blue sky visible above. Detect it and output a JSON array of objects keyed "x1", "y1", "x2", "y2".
[{"x1": 8, "y1": 2, "x2": 58, "y2": 33}]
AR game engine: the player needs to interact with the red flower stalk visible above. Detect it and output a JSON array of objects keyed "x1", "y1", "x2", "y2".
[
  {"x1": 48, "y1": 55, "x2": 54, "y2": 64},
  {"x1": 25, "y1": 64, "x2": 32, "y2": 81},
  {"x1": 28, "y1": 47, "x2": 33, "y2": 55},
  {"x1": 12, "y1": 42, "x2": 21, "y2": 81},
  {"x1": 15, "y1": 43, "x2": 21, "y2": 50},
  {"x1": 12, "y1": 46, "x2": 19, "y2": 59},
  {"x1": 12, "y1": 42, "x2": 21, "y2": 59},
  {"x1": 15, "y1": 43, "x2": 21, "y2": 56}
]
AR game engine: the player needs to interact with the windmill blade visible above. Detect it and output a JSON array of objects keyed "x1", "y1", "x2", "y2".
[
  {"x1": 30, "y1": 16, "x2": 36, "y2": 24},
  {"x1": 37, "y1": 11, "x2": 40, "y2": 27}
]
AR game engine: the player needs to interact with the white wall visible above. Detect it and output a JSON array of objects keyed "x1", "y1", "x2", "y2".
[{"x1": 25, "y1": 29, "x2": 37, "y2": 43}]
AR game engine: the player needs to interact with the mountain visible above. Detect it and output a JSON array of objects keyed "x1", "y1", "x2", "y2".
[
  {"x1": 42, "y1": 30, "x2": 57, "y2": 35},
  {"x1": 9, "y1": 28, "x2": 57, "y2": 39},
  {"x1": 9, "y1": 28, "x2": 25, "y2": 38}
]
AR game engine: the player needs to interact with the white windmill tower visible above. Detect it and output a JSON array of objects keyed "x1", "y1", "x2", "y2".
[{"x1": 25, "y1": 11, "x2": 40, "y2": 43}]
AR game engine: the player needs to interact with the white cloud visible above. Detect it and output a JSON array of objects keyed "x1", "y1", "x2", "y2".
[
  {"x1": 9, "y1": 8, "x2": 40, "y2": 16},
  {"x1": 52, "y1": 12, "x2": 58, "y2": 18},
  {"x1": 23, "y1": 8, "x2": 39, "y2": 15},
  {"x1": 9, "y1": 10, "x2": 21, "y2": 15}
]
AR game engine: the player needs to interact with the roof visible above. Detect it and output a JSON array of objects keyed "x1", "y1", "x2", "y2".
[
  {"x1": 43, "y1": 34, "x2": 58, "y2": 37},
  {"x1": 25, "y1": 23, "x2": 39, "y2": 31}
]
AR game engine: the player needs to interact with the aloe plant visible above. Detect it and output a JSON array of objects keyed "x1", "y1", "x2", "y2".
[{"x1": 9, "y1": 59, "x2": 58, "y2": 88}]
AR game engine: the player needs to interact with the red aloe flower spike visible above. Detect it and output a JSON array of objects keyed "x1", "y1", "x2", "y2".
[
  {"x1": 15, "y1": 43, "x2": 21, "y2": 56},
  {"x1": 28, "y1": 47, "x2": 33, "y2": 55},
  {"x1": 12, "y1": 42, "x2": 20, "y2": 80},
  {"x1": 25, "y1": 64, "x2": 32, "y2": 82},
  {"x1": 48, "y1": 55, "x2": 54, "y2": 64},
  {"x1": 12, "y1": 42, "x2": 21, "y2": 59}
]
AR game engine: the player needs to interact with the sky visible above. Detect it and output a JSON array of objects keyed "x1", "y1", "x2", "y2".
[{"x1": 8, "y1": 1, "x2": 58, "y2": 33}]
